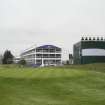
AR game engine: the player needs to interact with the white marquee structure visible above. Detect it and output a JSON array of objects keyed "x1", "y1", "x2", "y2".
[{"x1": 21, "y1": 45, "x2": 62, "y2": 66}]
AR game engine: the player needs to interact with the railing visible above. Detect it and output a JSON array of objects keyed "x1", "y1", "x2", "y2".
[{"x1": 36, "y1": 56, "x2": 61, "y2": 58}]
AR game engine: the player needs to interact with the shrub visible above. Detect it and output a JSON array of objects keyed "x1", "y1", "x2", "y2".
[{"x1": 18, "y1": 59, "x2": 26, "y2": 66}]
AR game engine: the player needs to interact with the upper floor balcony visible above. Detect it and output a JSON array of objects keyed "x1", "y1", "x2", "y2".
[
  {"x1": 36, "y1": 54, "x2": 61, "y2": 58},
  {"x1": 36, "y1": 48, "x2": 61, "y2": 53}
]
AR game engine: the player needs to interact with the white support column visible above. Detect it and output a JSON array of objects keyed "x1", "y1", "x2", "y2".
[
  {"x1": 41, "y1": 57, "x2": 44, "y2": 67},
  {"x1": 34, "y1": 49, "x2": 36, "y2": 64},
  {"x1": 41, "y1": 48, "x2": 44, "y2": 67}
]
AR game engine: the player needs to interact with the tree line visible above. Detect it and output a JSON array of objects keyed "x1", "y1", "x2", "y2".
[
  {"x1": 2, "y1": 50, "x2": 14, "y2": 64},
  {"x1": 0, "y1": 50, "x2": 26, "y2": 65}
]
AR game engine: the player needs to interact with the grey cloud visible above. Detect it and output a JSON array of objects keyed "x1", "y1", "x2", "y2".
[{"x1": 0, "y1": 0, "x2": 105, "y2": 60}]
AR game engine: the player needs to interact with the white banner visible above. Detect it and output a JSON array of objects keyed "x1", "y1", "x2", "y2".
[{"x1": 82, "y1": 49, "x2": 105, "y2": 56}]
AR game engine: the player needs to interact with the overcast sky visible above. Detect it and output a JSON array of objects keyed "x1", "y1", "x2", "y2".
[{"x1": 0, "y1": 0, "x2": 105, "y2": 59}]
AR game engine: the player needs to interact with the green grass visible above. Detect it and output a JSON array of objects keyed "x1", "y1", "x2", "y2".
[{"x1": 0, "y1": 64, "x2": 105, "y2": 105}]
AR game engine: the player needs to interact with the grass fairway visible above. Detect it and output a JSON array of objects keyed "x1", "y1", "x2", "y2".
[{"x1": 0, "y1": 64, "x2": 105, "y2": 105}]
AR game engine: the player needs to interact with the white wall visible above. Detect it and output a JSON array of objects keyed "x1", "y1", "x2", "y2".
[{"x1": 82, "y1": 49, "x2": 105, "y2": 56}]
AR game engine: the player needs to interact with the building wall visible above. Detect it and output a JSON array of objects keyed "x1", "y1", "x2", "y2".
[
  {"x1": 81, "y1": 56, "x2": 105, "y2": 64},
  {"x1": 73, "y1": 42, "x2": 81, "y2": 64},
  {"x1": 73, "y1": 37, "x2": 105, "y2": 64},
  {"x1": 81, "y1": 40, "x2": 105, "y2": 64}
]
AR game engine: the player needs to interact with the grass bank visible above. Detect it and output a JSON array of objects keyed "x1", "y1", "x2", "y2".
[{"x1": 0, "y1": 64, "x2": 105, "y2": 105}]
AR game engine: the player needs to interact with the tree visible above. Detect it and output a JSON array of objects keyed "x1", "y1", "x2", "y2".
[
  {"x1": 2, "y1": 50, "x2": 14, "y2": 64},
  {"x1": 18, "y1": 59, "x2": 26, "y2": 66}
]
